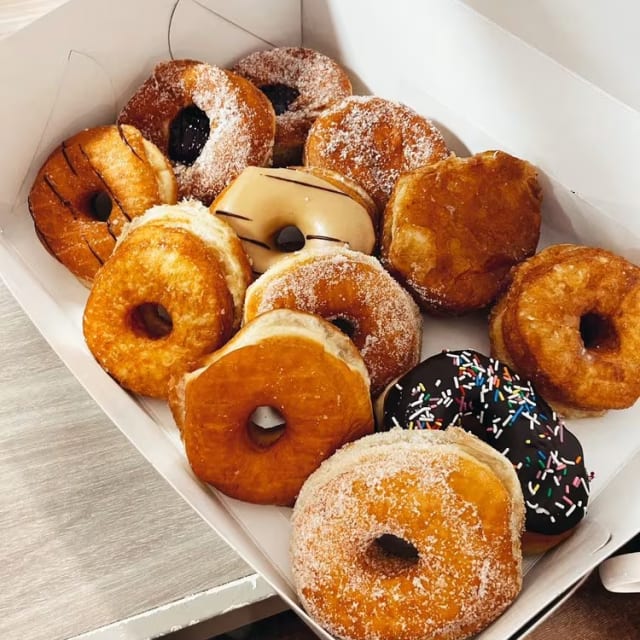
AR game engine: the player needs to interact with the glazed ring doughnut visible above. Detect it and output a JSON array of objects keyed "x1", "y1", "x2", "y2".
[
  {"x1": 376, "y1": 349, "x2": 590, "y2": 553},
  {"x1": 243, "y1": 246, "x2": 422, "y2": 397},
  {"x1": 28, "y1": 124, "x2": 177, "y2": 284},
  {"x1": 211, "y1": 166, "x2": 376, "y2": 274},
  {"x1": 83, "y1": 202, "x2": 252, "y2": 398},
  {"x1": 304, "y1": 95, "x2": 450, "y2": 211},
  {"x1": 291, "y1": 428, "x2": 524, "y2": 640},
  {"x1": 118, "y1": 59, "x2": 275, "y2": 205},
  {"x1": 233, "y1": 47, "x2": 352, "y2": 166},
  {"x1": 381, "y1": 151, "x2": 542, "y2": 314},
  {"x1": 489, "y1": 244, "x2": 640, "y2": 417},
  {"x1": 172, "y1": 309, "x2": 374, "y2": 505}
]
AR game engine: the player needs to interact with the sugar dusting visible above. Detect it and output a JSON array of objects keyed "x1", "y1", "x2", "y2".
[{"x1": 305, "y1": 96, "x2": 449, "y2": 209}]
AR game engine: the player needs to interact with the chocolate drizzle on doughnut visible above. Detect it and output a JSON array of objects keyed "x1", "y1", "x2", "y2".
[
  {"x1": 380, "y1": 350, "x2": 590, "y2": 536},
  {"x1": 214, "y1": 209, "x2": 253, "y2": 221},
  {"x1": 168, "y1": 105, "x2": 210, "y2": 166},
  {"x1": 259, "y1": 83, "x2": 300, "y2": 115},
  {"x1": 263, "y1": 173, "x2": 350, "y2": 197}
]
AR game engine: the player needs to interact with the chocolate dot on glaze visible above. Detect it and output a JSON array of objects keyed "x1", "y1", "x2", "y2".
[
  {"x1": 274, "y1": 225, "x2": 305, "y2": 252},
  {"x1": 168, "y1": 105, "x2": 210, "y2": 165},
  {"x1": 260, "y1": 83, "x2": 300, "y2": 115}
]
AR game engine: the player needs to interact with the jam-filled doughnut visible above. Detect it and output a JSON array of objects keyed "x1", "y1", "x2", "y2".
[
  {"x1": 490, "y1": 244, "x2": 640, "y2": 418},
  {"x1": 172, "y1": 309, "x2": 374, "y2": 505},
  {"x1": 211, "y1": 166, "x2": 376, "y2": 274},
  {"x1": 304, "y1": 96, "x2": 449, "y2": 211},
  {"x1": 83, "y1": 202, "x2": 251, "y2": 398},
  {"x1": 243, "y1": 247, "x2": 422, "y2": 397},
  {"x1": 28, "y1": 124, "x2": 177, "y2": 284},
  {"x1": 381, "y1": 151, "x2": 542, "y2": 314},
  {"x1": 233, "y1": 47, "x2": 352, "y2": 166},
  {"x1": 118, "y1": 59, "x2": 275, "y2": 205},
  {"x1": 291, "y1": 427, "x2": 524, "y2": 640},
  {"x1": 377, "y1": 349, "x2": 590, "y2": 553}
]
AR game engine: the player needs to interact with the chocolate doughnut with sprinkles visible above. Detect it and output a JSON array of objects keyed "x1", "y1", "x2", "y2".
[{"x1": 377, "y1": 349, "x2": 590, "y2": 553}]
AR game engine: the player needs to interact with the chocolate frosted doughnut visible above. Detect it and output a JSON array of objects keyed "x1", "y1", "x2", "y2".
[{"x1": 378, "y1": 350, "x2": 589, "y2": 552}]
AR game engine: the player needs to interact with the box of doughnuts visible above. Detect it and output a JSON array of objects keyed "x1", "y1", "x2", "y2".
[{"x1": 1, "y1": 1, "x2": 640, "y2": 638}]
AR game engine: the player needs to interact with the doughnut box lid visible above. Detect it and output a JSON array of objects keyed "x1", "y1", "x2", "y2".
[{"x1": 1, "y1": 1, "x2": 640, "y2": 638}]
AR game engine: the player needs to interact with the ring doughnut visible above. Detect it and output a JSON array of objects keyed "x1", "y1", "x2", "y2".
[
  {"x1": 233, "y1": 47, "x2": 352, "y2": 166},
  {"x1": 118, "y1": 59, "x2": 275, "y2": 205},
  {"x1": 173, "y1": 309, "x2": 374, "y2": 505},
  {"x1": 211, "y1": 166, "x2": 376, "y2": 274},
  {"x1": 304, "y1": 95, "x2": 450, "y2": 211},
  {"x1": 489, "y1": 244, "x2": 640, "y2": 417},
  {"x1": 291, "y1": 427, "x2": 524, "y2": 640},
  {"x1": 381, "y1": 151, "x2": 542, "y2": 314},
  {"x1": 83, "y1": 202, "x2": 251, "y2": 398},
  {"x1": 243, "y1": 246, "x2": 422, "y2": 397},
  {"x1": 376, "y1": 349, "x2": 590, "y2": 553},
  {"x1": 28, "y1": 124, "x2": 177, "y2": 284}
]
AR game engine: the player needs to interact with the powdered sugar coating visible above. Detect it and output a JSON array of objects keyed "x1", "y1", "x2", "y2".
[
  {"x1": 243, "y1": 246, "x2": 422, "y2": 396},
  {"x1": 304, "y1": 96, "x2": 449, "y2": 210},
  {"x1": 291, "y1": 428, "x2": 523, "y2": 640},
  {"x1": 119, "y1": 60, "x2": 275, "y2": 204}
]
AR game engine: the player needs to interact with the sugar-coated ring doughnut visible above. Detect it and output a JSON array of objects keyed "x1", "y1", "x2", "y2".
[
  {"x1": 304, "y1": 95, "x2": 449, "y2": 211},
  {"x1": 243, "y1": 247, "x2": 422, "y2": 397},
  {"x1": 118, "y1": 59, "x2": 275, "y2": 205},
  {"x1": 377, "y1": 349, "x2": 590, "y2": 552},
  {"x1": 233, "y1": 47, "x2": 352, "y2": 166},
  {"x1": 489, "y1": 244, "x2": 640, "y2": 417},
  {"x1": 83, "y1": 224, "x2": 235, "y2": 398},
  {"x1": 28, "y1": 124, "x2": 177, "y2": 284},
  {"x1": 381, "y1": 151, "x2": 542, "y2": 314},
  {"x1": 174, "y1": 309, "x2": 374, "y2": 505},
  {"x1": 291, "y1": 428, "x2": 524, "y2": 640},
  {"x1": 211, "y1": 166, "x2": 376, "y2": 274}
]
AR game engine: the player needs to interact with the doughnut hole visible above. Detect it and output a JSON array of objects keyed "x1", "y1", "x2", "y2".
[
  {"x1": 88, "y1": 191, "x2": 113, "y2": 221},
  {"x1": 259, "y1": 83, "x2": 300, "y2": 115},
  {"x1": 129, "y1": 303, "x2": 173, "y2": 339},
  {"x1": 248, "y1": 405, "x2": 286, "y2": 448},
  {"x1": 274, "y1": 225, "x2": 305, "y2": 252},
  {"x1": 168, "y1": 105, "x2": 210, "y2": 165},
  {"x1": 328, "y1": 315, "x2": 358, "y2": 339},
  {"x1": 365, "y1": 533, "x2": 420, "y2": 576},
  {"x1": 579, "y1": 312, "x2": 619, "y2": 352}
]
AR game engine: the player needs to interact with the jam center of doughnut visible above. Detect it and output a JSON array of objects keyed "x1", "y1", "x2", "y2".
[
  {"x1": 89, "y1": 191, "x2": 112, "y2": 221},
  {"x1": 259, "y1": 83, "x2": 300, "y2": 115},
  {"x1": 274, "y1": 225, "x2": 305, "y2": 252},
  {"x1": 168, "y1": 105, "x2": 210, "y2": 165},
  {"x1": 248, "y1": 406, "x2": 286, "y2": 448},
  {"x1": 579, "y1": 312, "x2": 619, "y2": 352},
  {"x1": 366, "y1": 534, "x2": 419, "y2": 574},
  {"x1": 130, "y1": 303, "x2": 173, "y2": 339},
  {"x1": 328, "y1": 315, "x2": 357, "y2": 338}
]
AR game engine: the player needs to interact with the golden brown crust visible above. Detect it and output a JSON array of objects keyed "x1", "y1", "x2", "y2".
[
  {"x1": 83, "y1": 225, "x2": 234, "y2": 398},
  {"x1": 179, "y1": 310, "x2": 374, "y2": 505},
  {"x1": 118, "y1": 59, "x2": 275, "y2": 204},
  {"x1": 28, "y1": 124, "x2": 177, "y2": 284},
  {"x1": 233, "y1": 47, "x2": 352, "y2": 166},
  {"x1": 381, "y1": 150, "x2": 542, "y2": 314},
  {"x1": 304, "y1": 96, "x2": 449, "y2": 211},
  {"x1": 490, "y1": 244, "x2": 640, "y2": 415}
]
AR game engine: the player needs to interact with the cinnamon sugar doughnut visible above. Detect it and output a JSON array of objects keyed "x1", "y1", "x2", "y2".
[
  {"x1": 118, "y1": 59, "x2": 275, "y2": 205},
  {"x1": 243, "y1": 247, "x2": 422, "y2": 397},
  {"x1": 234, "y1": 47, "x2": 352, "y2": 166},
  {"x1": 28, "y1": 124, "x2": 177, "y2": 284},
  {"x1": 304, "y1": 96, "x2": 449, "y2": 211},
  {"x1": 291, "y1": 428, "x2": 524, "y2": 640}
]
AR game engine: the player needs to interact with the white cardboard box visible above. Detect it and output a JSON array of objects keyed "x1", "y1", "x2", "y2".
[{"x1": 1, "y1": 1, "x2": 640, "y2": 638}]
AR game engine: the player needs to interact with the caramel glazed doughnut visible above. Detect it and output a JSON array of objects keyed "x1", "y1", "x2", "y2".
[
  {"x1": 291, "y1": 428, "x2": 524, "y2": 640},
  {"x1": 211, "y1": 166, "x2": 376, "y2": 275},
  {"x1": 118, "y1": 59, "x2": 275, "y2": 205},
  {"x1": 490, "y1": 243, "x2": 640, "y2": 418},
  {"x1": 243, "y1": 246, "x2": 422, "y2": 397},
  {"x1": 170, "y1": 309, "x2": 374, "y2": 505},
  {"x1": 378, "y1": 350, "x2": 590, "y2": 552},
  {"x1": 28, "y1": 124, "x2": 177, "y2": 284},
  {"x1": 233, "y1": 47, "x2": 352, "y2": 166},
  {"x1": 83, "y1": 201, "x2": 252, "y2": 398}
]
